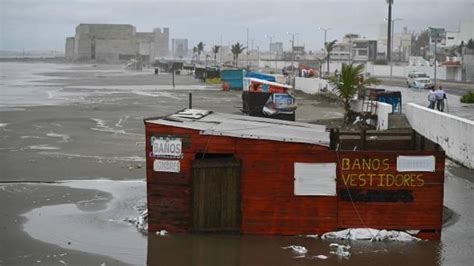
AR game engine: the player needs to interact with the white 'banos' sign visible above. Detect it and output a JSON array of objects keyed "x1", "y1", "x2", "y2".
[{"x1": 151, "y1": 137, "x2": 182, "y2": 158}]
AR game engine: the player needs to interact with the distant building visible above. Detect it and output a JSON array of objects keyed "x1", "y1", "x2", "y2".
[
  {"x1": 66, "y1": 24, "x2": 170, "y2": 63},
  {"x1": 270, "y1": 42, "x2": 283, "y2": 54},
  {"x1": 377, "y1": 24, "x2": 412, "y2": 62},
  {"x1": 154, "y1": 28, "x2": 169, "y2": 58},
  {"x1": 444, "y1": 20, "x2": 474, "y2": 47},
  {"x1": 331, "y1": 34, "x2": 377, "y2": 62},
  {"x1": 136, "y1": 32, "x2": 155, "y2": 62},
  {"x1": 171, "y1": 39, "x2": 188, "y2": 58},
  {"x1": 65, "y1": 37, "x2": 75, "y2": 61}
]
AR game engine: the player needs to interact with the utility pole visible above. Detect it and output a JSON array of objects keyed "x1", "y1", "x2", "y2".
[
  {"x1": 429, "y1": 27, "x2": 444, "y2": 86},
  {"x1": 434, "y1": 37, "x2": 437, "y2": 86},
  {"x1": 319, "y1": 27, "x2": 331, "y2": 74},
  {"x1": 220, "y1": 34, "x2": 223, "y2": 65},
  {"x1": 287, "y1": 32, "x2": 298, "y2": 74},
  {"x1": 388, "y1": 18, "x2": 403, "y2": 79},
  {"x1": 386, "y1": 0, "x2": 393, "y2": 62},
  {"x1": 265, "y1": 34, "x2": 274, "y2": 53},
  {"x1": 246, "y1": 28, "x2": 249, "y2": 68},
  {"x1": 319, "y1": 27, "x2": 331, "y2": 47}
]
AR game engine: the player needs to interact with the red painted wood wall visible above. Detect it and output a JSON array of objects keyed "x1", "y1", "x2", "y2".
[{"x1": 145, "y1": 122, "x2": 445, "y2": 239}]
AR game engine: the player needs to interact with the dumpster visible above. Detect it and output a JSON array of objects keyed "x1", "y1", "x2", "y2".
[{"x1": 221, "y1": 69, "x2": 245, "y2": 90}]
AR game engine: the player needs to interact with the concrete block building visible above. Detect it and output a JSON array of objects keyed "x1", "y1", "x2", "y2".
[
  {"x1": 65, "y1": 37, "x2": 75, "y2": 61},
  {"x1": 66, "y1": 24, "x2": 170, "y2": 63},
  {"x1": 171, "y1": 39, "x2": 188, "y2": 58}
]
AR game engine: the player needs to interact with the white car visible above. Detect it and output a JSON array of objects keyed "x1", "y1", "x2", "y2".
[{"x1": 407, "y1": 72, "x2": 434, "y2": 89}]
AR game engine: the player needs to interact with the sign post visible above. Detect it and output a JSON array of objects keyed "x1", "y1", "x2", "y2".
[{"x1": 429, "y1": 27, "x2": 445, "y2": 86}]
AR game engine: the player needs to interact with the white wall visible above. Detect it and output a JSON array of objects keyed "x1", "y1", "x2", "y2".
[
  {"x1": 364, "y1": 63, "x2": 448, "y2": 80},
  {"x1": 350, "y1": 100, "x2": 391, "y2": 130},
  {"x1": 406, "y1": 103, "x2": 474, "y2": 169},
  {"x1": 376, "y1": 102, "x2": 392, "y2": 130},
  {"x1": 325, "y1": 62, "x2": 450, "y2": 80},
  {"x1": 294, "y1": 77, "x2": 331, "y2": 94}
]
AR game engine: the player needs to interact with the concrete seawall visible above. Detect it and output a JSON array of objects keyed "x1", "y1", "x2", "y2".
[{"x1": 406, "y1": 103, "x2": 474, "y2": 169}]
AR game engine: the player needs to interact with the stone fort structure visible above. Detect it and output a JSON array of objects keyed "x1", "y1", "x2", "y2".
[{"x1": 65, "y1": 24, "x2": 169, "y2": 63}]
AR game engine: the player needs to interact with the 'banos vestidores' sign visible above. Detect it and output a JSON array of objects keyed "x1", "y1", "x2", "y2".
[
  {"x1": 151, "y1": 137, "x2": 183, "y2": 159},
  {"x1": 338, "y1": 155, "x2": 436, "y2": 203}
]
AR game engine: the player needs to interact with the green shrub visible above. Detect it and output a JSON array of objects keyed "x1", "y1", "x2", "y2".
[{"x1": 460, "y1": 91, "x2": 474, "y2": 103}]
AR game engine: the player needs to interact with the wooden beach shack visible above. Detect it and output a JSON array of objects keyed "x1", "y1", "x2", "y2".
[{"x1": 144, "y1": 109, "x2": 445, "y2": 239}]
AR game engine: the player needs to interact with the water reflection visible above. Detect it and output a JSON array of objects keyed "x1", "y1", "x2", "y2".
[{"x1": 147, "y1": 233, "x2": 440, "y2": 266}]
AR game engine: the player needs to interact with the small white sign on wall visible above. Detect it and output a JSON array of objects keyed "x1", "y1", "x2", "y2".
[
  {"x1": 151, "y1": 137, "x2": 182, "y2": 158},
  {"x1": 397, "y1": 155, "x2": 435, "y2": 172},
  {"x1": 294, "y1": 162, "x2": 337, "y2": 196},
  {"x1": 153, "y1": 159, "x2": 181, "y2": 173}
]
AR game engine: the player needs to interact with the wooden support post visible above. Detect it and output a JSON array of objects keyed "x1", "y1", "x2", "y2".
[
  {"x1": 172, "y1": 71, "x2": 175, "y2": 88},
  {"x1": 420, "y1": 135, "x2": 425, "y2": 150},
  {"x1": 361, "y1": 128, "x2": 366, "y2": 150},
  {"x1": 411, "y1": 129, "x2": 417, "y2": 150},
  {"x1": 330, "y1": 128, "x2": 336, "y2": 150},
  {"x1": 189, "y1": 93, "x2": 193, "y2": 109}
]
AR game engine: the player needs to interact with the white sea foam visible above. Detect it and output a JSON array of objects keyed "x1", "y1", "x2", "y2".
[
  {"x1": 38, "y1": 151, "x2": 145, "y2": 162},
  {"x1": 20, "y1": 136, "x2": 43, "y2": 139},
  {"x1": 28, "y1": 145, "x2": 61, "y2": 150},
  {"x1": 131, "y1": 91, "x2": 183, "y2": 100},
  {"x1": 46, "y1": 132, "x2": 70, "y2": 143},
  {"x1": 65, "y1": 85, "x2": 219, "y2": 91},
  {"x1": 0, "y1": 123, "x2": 8, "y2": 128},
  {"x1": 90, "y1": 118, "x2": 140, "y2": 136}
]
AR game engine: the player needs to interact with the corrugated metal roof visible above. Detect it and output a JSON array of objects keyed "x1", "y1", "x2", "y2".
[{"x1": 145, "y1": 109, "x2": 329, "y2": 146}]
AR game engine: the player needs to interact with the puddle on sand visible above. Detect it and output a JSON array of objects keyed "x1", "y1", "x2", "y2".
[{"x1": 22, "y1": 180, "x2": 147, "y2": 265}]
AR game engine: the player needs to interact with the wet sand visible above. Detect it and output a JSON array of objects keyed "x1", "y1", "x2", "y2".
[{"x1": 1, "y1": 62, "x2": 473, "y2": 265}]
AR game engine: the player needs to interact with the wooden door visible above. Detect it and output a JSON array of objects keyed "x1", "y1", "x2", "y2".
[{"x1": 192, "y1": 158, "x2": 240, "y2": 233}]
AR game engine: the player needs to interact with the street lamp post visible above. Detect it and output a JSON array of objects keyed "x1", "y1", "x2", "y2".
[
  {"x1": 386, "y1": 0, "x2": 394, "y2": 62},
  {"x1": 386, "y1": 18, "x2": 403, "y2": 79},
  {"x1": 286, "y1": 32, "x2": 298, "y2": 75},
  {"x1": 319, "y1": 27, "x2": 332, "y2": 75},
  {"x1": 265, "y1": 34, "x2": 274, "y2": 53}
]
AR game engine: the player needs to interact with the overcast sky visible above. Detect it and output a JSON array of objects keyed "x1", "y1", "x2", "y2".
[{"x1": 1, "y1": 0, "x2": 473, "y2": 52}]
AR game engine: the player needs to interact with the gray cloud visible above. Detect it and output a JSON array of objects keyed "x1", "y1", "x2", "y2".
[{"x1": 1, "y1": 0, "x2": 473, "y2": 51}]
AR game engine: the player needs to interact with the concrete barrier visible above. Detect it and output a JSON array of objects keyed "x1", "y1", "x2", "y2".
[
  {"x1": 406, "y1": 103, "x2": 474, "y2": 169},
  {"x1": 294, "y1": 77, "x2": 331, "y2": 94}
]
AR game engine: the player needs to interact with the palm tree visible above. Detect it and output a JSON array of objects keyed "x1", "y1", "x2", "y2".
[
  {"x1": 192, "y1": 46, "x2": 198, "y2": 62},
  {"x1": 212, "y1": 45, "x2": 220, "y2": 65},
  {"x1": 328, "y1": 63, "x2": 380, "y2": 124},
  {"x1": 324, "y1": 40, "x2": 337, "y2": 76},
  {"x1": 231, "y1": 42, "x2": 246, "y2": 66},
  {"x1": 197, "y1": 42, "x2": 205, "y2": 62}
]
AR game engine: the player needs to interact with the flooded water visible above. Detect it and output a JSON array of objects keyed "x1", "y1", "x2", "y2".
[{"x1": 8, "y1": 161, "x2": 471, "y2": 265}]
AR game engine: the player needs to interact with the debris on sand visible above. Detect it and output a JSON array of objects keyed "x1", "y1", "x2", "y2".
[
  {"x1": 321, "y1": 228, "x2": 421, "y2": 242},
  {"x1": 329, "y1": 243, "x2": 351, "y2": 258},
  {"x1": 156, "y1": 230, "x2": 168, "y2": 236},
  {"x1": 124, "y1": 205, "x2": 148, "y2": 234},
  {"x1": 281, "y1": 245, "x2": 308, "y2": 256},
  {"x1": 314, "y1": 255, "x2": 328, "y2": 260}
]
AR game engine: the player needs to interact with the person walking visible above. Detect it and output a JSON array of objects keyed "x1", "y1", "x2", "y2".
[
  {"x1": 435, "y1": 86, "x2": 447, "y2": 112},
  {"x1": 428, "y1": 87, "x2": 436, "y2": 109}
]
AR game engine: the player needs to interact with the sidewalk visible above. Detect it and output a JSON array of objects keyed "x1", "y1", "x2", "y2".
[{"x1": 380, "y1": 84, "x2": 474, "y2": 121}]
